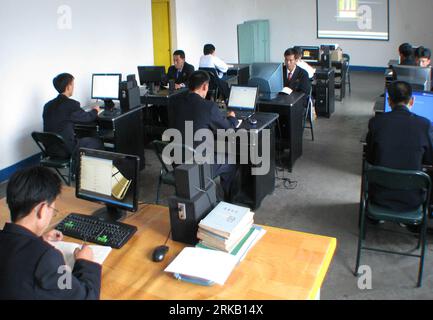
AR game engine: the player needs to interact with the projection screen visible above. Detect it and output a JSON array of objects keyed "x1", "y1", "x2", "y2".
[{"x1": 317, "y1": 0, "x2": 389, "y2": 40}]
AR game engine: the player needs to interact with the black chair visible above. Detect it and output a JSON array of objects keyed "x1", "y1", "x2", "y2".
[
  {"x1": 343, "y1": 53, "x2": 351, "y2": 94},
  {"x1": 199, "y1": 67, "x2": 220, "y2": 101},
  {"x1": 152, "y1": 140, "x2": 196, "y2": 204},
  {"x1": 31, "y1": 132, "x2": 73, "y2": 186},
  {"x1": 303, "y1": 84, "x2": 315, "y2": 141},
  {"x1": 355, "y1": 163, "x2": 431, "y2": 287}
]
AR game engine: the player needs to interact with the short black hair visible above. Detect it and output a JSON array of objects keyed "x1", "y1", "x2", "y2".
[
  {"x1": 53, "y1": 73, "x2": 74, "y2": 94},
  {"x1": 284, "y1": 48, "x2": 298, "y2": 58},
  {"x1": 415, "y1": 46, "x2": 431, "y2": 60},
  {"x1": 399, "y1": 43, "x2": 414, "y2": 59},
  {"x1": 388, "y1": 81, "x2": 413, "y2": 106},
  {"x1": 188, "y1": 70, "x2": 210, "y2": 91},
  {"x1": 7, "y1": 167, "x2": 62, "y2": 222},
  {"x1": 203, "y1": 44, "x2": 216, "y2": 55},
  {"x1": 173, "y1": 50, "x2": 185, "y2": 59}
]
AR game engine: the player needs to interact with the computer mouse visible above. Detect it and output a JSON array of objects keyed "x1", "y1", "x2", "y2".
[
  {"x1": 152, "y1": 245, "x2": 169, "y2": 262},
  {"x1": 248, "y1": 117, "x2": 258, "y2": 125}
]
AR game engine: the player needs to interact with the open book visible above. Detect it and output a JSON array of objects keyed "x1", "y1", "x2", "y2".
[
  {"x1": 112, "y1": 167, "x2": 132, "y2": 200},
  {"x1": 280, "y1": 87, "x2": 293, "y2": 95}
]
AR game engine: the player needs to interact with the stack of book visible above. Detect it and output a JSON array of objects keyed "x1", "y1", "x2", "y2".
[{"x1": 197, "y1": 202, "x2": 266, "y2": 262}]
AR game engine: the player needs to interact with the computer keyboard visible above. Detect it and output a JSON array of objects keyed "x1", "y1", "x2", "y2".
[
  {"x1": 100, "y1": 109, "x2": 121, "y2": 118},
  {"x1": 55, "y1": 213, "x2": 137, "y2": 249},
  {"x1": 235, "y1": 111, "x2": 254, "y2": 119}
]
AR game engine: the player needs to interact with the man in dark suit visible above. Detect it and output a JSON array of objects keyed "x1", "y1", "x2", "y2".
[
  {"x1": 0, "y1": 166, "x2": 101, "y2": 299},
  {"x1": 166, "y1": 50, "x2": 195, "y2": 89},
  {"x1": 398, "y1": 43, "x2": 417, "y2": 66},
  {"x1": 169, "y1": 70, "x2": 238, "y2": 199},
  {"x1": 283, "y1": 48, "x2": 311, "y2": 106},
  {"x1": 366, "y1": 81, "x2": 433, "y2": 213}
]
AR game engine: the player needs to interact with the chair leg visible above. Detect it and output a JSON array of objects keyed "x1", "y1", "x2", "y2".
[
  {"x1": 348, "y1": 72, "x2": 351, "y2": 94},
  {"x1": 55, "y1": 168, "x2": 69, "y2": 186},
  {"x1": 309, "y1": 105, "x2": 314, "y2": 141},
  {"x1": 354, "y1": 206, "x2": 366, "y2": 276},
  {"x1": 417, "y1": 220, "x2": 428, "y2": 287},
  {"x1": 155, "y1": 175, "x2": 162, "y2": 204}
]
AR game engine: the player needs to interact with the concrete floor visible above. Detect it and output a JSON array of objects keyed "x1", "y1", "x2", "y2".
[{"x1": 1, "y1": 71, "x2": 433, "y2": 299}]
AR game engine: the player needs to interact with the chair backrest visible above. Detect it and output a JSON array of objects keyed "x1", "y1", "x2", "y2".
[
  {"x1": 364, "y1": 163, "x2": 432, "y2": 202},
  {"x1": 199, "y1": 67, "x2": 219, "y2": 90},
  {"x1": 343, "y1": 53, "x2": 350, "y2": 64},
  {"x1": 31, "y1": 131, "x2": 71, "y2": 159},
  {"x1": 152, "y1": 140, "x2": 196, "y2": 174}
]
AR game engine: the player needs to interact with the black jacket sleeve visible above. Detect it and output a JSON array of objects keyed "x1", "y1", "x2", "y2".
[
  {"x1": 422, "y1": 122, "x2": 433, "y2": 165},
  {"x1": 365, "y1": 117, "x2": 375, "y2": 165},
  {"x1": 297, "y1": 69, "x2": 311, "y2": 95},
  {"x1": 69, "y1": 101, "x2": 98, "y2": 124},
  {"x1": 209, "y1": 103, "x2": 238, "y2": 131},
  {"x1": 34, "y1": 248, "x2": 101, "y2": 300}
]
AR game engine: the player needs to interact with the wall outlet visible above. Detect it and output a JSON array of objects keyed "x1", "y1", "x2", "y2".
[{"x1": 178, "y1": 203, "x2": 186, "y2": 220}]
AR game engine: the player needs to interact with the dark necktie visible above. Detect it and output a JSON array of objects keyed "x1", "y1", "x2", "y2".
[
  {"x1": 288, "y1": 71, "x2": 293, "y2": 81},
  {"x1": 176, "y1": 70, "x2": 181, "y2": 80}
]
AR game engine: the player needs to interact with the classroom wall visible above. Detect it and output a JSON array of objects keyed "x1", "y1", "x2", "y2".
[
  {"x1": 174, "y1": 0, "x2": 433, "y2": 69},
  {"x1": 0, "y1": 0, "x2": 154, "y2": 173}
]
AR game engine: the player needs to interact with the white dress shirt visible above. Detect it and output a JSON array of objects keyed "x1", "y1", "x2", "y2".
[
  {"x1": 199, "y1": 54, "x2": 229, "y2": 79},
  {"x1": 297, "y1": 60, "x2": 316, "y2": 79}
]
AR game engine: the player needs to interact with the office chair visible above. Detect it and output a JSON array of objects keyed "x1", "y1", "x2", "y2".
[
  {"x1": 199, "y1": 67, "x2": 220, "y2": 101},
  {"x1": 152, "y1": 140, "x2": 196, "y2": 204},
  {"x1": 354, "y1": 163, "x2": 431, "y2": 287},
  {"x1": 31, "y1": 131, "x2": 73, "y2": 186},
  {"x1": 303, "y1": 85, "x2": 315, "y2": 141},
  {"x1": 343, "y1": 53, "x2": 351, "y2": 94}
]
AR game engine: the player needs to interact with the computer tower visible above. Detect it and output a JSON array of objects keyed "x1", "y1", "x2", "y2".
[
  {"x1": 120, "y1": 82, "x2": 141, "y2": 113},
  {"x1": 168, "y1": 183, "x2": 217, "y2": 245},
  {"x1": 315, "y1": 69, "x2": 335, "y2": 118},
  {"x1": 175, "y1": 164, "x2": 201, "y2": 199}
]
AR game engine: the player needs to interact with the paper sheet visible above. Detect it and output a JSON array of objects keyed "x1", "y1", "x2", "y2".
[
  {"x1": 164, "y1": 247, "x2": 238, "y2": 285},
  {"x1": 49, "y1": 241, "x2": 112, "y2": 269}
]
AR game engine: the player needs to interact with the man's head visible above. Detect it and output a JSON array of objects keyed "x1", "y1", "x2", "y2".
[
  {"x1": 284, "y1": 48, "x2": 299, "y2": 72},
  {"x1": 188, "y1": 70, "x2": 210, "y2": 98},
  {"x1": 415, "y1": 46, "x2": 431, "y2": 67},
  {"x1": 7, "y1": 167, "x2": 62, "y2": 235},
  {"x1": 203, "y1": 44, "x2": 216, "y2": 56},
  {"x1": 398, "y1": 43, "x2": 414, "y2": 62},
  {"x1": 387, "y1": 81, "x2": 414, "y2": 109},
  {"x1": 173, "y1": 50, "x2": 186, "y2": 70},
  {"x1": 53, "y1": 73, "x2": 75, "y2": 97}
]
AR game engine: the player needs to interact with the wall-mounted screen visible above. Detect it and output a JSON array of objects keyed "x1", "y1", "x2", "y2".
[{"x1": 317, "y1": 0, "x2": 389, "y2": 41}]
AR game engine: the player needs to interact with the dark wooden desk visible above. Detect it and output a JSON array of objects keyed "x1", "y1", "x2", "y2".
[{"x1": 257, "y1": 92, "x2": 305, "y2": 171}]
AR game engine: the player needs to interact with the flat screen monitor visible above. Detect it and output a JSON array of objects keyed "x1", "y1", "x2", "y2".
[
  {"x1": 295, "y1": 46, "x2": 321, "y2": 63},
  {"x1": 384, "y1": 90, "x2": 433, "y2": 123},
  {"x1": 392, "y1": 65, "x2": 432, "y2": 91},
  {"x1": 248, "y1": 63, "x2": 283, "y2": 100},
  {"x1": 91, "y1": 74, "x2": 121, "y2": 100},
  {"x1": 137, "y1": 66, "x2": 166, "y2": 85},
  {"x1": 76, "y1": 148, "x2": 140, "y2": 221},
  {"x1": 227, "y1": 85, "x2": 258, "y2": 111}
]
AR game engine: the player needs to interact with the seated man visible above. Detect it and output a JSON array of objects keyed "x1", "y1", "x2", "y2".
[
  {"x1": 293, "y1": 47, "x2": 316, "y2": 79},
  {"x1": 0, "y1": 166, "x2": 101, "y2": 299},
  {"x1": 43, "y1": 73, "x2": 103, "y2": 167},
  {"x1": 398, "y1": 43, "x2": 416, "y2": 66},
  {"x1": 415, "y1": 46, "x2": 431, "y2": 67},
  {"x1": 366, "y1": 81, "x2": 433, "y2": 213},
  {"x1": 166, "y1": 50, "x2": 195, "y2": 89},
  {"x1": 283, "y1": 48, "x2": 311, "y2": 105},
  {"x1": 169, "y1": 70, "x2": 238, "y2": 199},
  {"x1": 199, "y1": 44, "x2": 231, "y2": 100}
]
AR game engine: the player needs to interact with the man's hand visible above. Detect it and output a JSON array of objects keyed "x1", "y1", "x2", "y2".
[
  {"x1": 92, "y1": 106, "x2": 101, "y2": 113},
  {"x1": 227, "y1": 111, "x2": 236, "y2": 118},
  {"x1": 175, "y1": 84, "x2": 182, "y2": 90},
  {"x1": 43, "y1": 230, "x2": 63, "y2": 242},
  {"x1": 74, "y1": 245, "x2": 94, "y2": 262}
]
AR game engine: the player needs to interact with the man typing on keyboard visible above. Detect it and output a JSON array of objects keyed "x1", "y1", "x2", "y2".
[{"x1": 0, "y1": 167, "x2": 101, "y2": 300}]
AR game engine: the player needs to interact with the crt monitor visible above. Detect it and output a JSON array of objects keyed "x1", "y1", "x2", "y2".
[
  {"x1": 392, "y1": 65, "x2": 432, "y2": 91},
  {"x1": 91, "y1": 74, "x2": 121, "y2": 110},
  {"x1": 227, "y1": 85, "x2": 258, "y2": 112},
  {"x1": 248, "y1": 63, "x2": 283, "y2": 100},
  {"x1": 384, "y1": 90, "x2": 433, "y2": 123},
  {"x1": 295, "y1": 46, "x2": 320, "y2": 63},
  {"x1": 137, "y1": 66, "x2": 166, "y2": 93},
  {"x1": 76, "y1": 148, "x2": 140, "y2": 222}
]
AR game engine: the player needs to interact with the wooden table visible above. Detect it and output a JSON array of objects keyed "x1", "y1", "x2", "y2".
[{"x1": 0, "y1": 187, "x2": 337, "y2": 300}]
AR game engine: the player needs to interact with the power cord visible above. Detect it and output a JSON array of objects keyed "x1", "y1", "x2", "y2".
[{"x1": 194, "y1": 178, "x2": 217, "y2": 209}]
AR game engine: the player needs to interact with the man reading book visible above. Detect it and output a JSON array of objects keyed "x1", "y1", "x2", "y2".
[
  {"x1": 0, "y1": 166, "x2": 102, "y2": 300},
  {"x1": 282, "y1": 48, "x2": 311, "y2": 106}
]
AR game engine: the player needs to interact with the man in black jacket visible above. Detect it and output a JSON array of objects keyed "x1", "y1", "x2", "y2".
[
  {"x1": 0, "y1": 166, "x2": 101, "y2": 299},
  {"x1": 398, "y1": 43, "x2": 417, "y2": 66},
  {"x1": 166, "y1": 50, "x2": 195, "y2": 89},
  {"x1": 43, "y1": 73, "x2": 103, "y2": 158},
  {"x1": 366, "y1": 81, "x2": 433, "y2": 212},
  {"x1": 169, "y1": 70, "x2": 238, "y2": 199},
  {"x1": 283, "y1": 48, "x2": 311, "y2": 106}
]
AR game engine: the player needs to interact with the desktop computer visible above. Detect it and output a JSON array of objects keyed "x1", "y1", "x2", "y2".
[
  {"x1": 294, "y1": 46, "x2": 321, "y2": 63},
  {"x1": 227, "y1": 85, "x2": 258, "y2": 119},
  {"x1": 55, "y1": 148, "x2": 140, "y2": 248},
  {"x1": 137, "y1": 66, "x2": 166, "y2": 94},
  {"x1": 248, "y1": 63, "x2": 283, "y2": 100},
  {"x1": 120, "y1": 75, "x2": 141, "y2": 113},
  {"x1": 391, "y1": 65, "x2": 432, "y2": 91},
  {"x1": 91, "y1": 74, "x2": 122, "y2": 110},
  {"x1": 384, "y1": 90, "x2": 433, "y2": 122}
]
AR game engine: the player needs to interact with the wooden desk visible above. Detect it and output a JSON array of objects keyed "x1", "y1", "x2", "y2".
[{"x1": 0, "y1": 188, "x2": 336, "y2": 300}]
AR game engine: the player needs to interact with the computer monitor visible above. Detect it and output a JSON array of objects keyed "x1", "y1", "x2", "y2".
[
  {"x1": 91, "y1": 74, "x2": 121, "y2": 110},
  {"x1": 392, "y1": 65, "x2": 432, "y2": 91},
  {"x1": 76, "y1": 148, "x2": 140, "y2": 222},
  {"x1": 227, "y1": 85, "x2": 258, "y2": 112},
  {"x1": 295, "y1": 46, "x2": 320, "y2": 63},
  {"x1": 137, "y1": 66, "x2": 166, "y2": 93},
  {"x1": 384, "y1": 90, "x2": 433, "y2": 123},
  {"x1": 248, "y1": 63, "x2": 283, "y2": 100}
]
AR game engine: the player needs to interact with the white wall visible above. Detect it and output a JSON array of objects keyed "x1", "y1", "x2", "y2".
[
  {"x1": 0, "y1": 0, "x2": 154, "y2": 171},
  {"x1": 174, "y1": 0, "x2": 433, "y2": 68}
]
